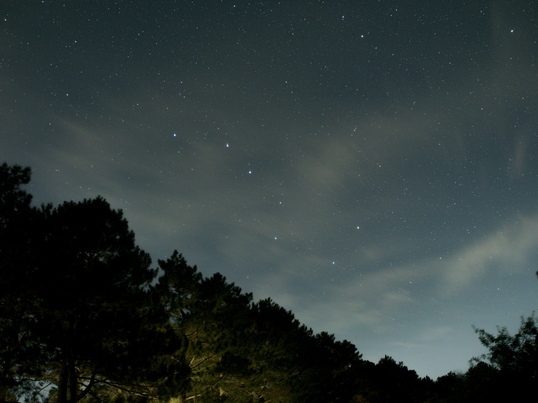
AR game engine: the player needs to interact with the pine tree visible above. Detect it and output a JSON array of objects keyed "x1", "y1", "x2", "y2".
[
  {"x1": 0, "y1": 163, "x2": 190, "y2": 401},
  {"x1": 0, "y1": 163, "x2": 42, "y2": 401}
]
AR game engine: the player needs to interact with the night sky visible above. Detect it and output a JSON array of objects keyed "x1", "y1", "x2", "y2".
[{"x1": 2, "y1": 1, "x2": 538, "y2": 378}]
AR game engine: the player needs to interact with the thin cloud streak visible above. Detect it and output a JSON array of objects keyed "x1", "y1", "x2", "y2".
[{"x1": 293, "y1": 212, "x2": 538, "y2": 336}]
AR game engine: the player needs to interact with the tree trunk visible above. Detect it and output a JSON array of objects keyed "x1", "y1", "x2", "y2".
[
  {"x1": 68, "y1": 358, "x2": 78, "y2": 403},
  {"x1": 58, "y1": 361, "x2": 68, "y2": 403},
  {"x1": 57, "y1": 356, "x2": 78, "y2": 403}
]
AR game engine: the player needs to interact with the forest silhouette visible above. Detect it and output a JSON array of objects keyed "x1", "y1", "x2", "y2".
[{"x1": 1, "y1": 162, "x2": 536, "y2": 402}]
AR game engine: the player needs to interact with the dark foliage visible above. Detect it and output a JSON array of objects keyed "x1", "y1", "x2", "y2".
[
  {"x1": 2, "y1": 162, "x2": 537, "y2": 402},
  {"x1": 1, "y1": 163, "x2": 45, "y2": 401},
  {"x1": 0, "y1": 164, "x2": 188, "y2": 402},
  {"x1": 468, "y1": 314, "x2": 538, "y2": 402}
]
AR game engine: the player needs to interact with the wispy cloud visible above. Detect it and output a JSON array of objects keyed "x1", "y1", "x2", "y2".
[
  {"x1": 291, "y1": 212, "x2": 538, "y2": 336},
  {"x1": 439, "y1": 214, "x2": 538, "y2": 293}
]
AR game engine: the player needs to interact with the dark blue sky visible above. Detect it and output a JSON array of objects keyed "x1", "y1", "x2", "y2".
[{"x1": 2, "y1": 0, "x2": 537, "y2": 378}]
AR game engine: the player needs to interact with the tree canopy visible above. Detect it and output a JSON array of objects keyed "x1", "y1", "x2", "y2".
[
  {"x1": 468, "y1": 314, "x2": 538, "y2": 402},
  {"x1": 0, "y1": 164, "x2": 188, "y2": 402},
  {"x1": 1, "y1": 161, "x2": 537, "y2": 402},
  {"x1": 1, "y1": 163, "x2": 39, "y2": 401}
]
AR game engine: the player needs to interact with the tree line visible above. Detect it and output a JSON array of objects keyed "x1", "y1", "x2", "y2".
[{"x1": 1, "y1": 162, "x2": 536, "y2": 402}]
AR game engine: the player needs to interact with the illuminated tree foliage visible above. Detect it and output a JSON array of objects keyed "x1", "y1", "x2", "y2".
[
  {"x1": 156, "y1": 255, "x2": 370, "y2": 402},
  {"x1": 157, "y1": 254, "x2": 268, "y2": 402}
]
